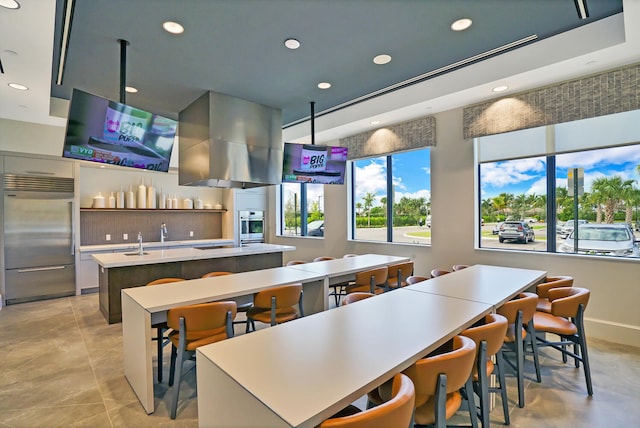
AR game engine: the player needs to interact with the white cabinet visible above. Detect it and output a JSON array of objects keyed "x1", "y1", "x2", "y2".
[
  {"x1": 78, "y1": 250, "x2": 112, "y2": 291},
  {"x1": 4, "y1": 156, "x2": 74, "y2": 178}
]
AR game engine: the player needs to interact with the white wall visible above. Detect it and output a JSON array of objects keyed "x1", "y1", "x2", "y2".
[{"x1": 269, "y1": 107, "x2": 640, "y2": 347}]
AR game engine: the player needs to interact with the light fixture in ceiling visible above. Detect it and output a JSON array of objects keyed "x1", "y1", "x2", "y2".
[
  {"x1": 284, "y1": 38, "x2": 300, "y2": 49},
  {"x1": 492, "y1": 85, "x2": 509, "y2": 92},
  {"x1": 162, "y1": 21, "x2": 184, "y2": 34},
  {"x1": 0, "y1": 0, "x2": 20, "y2": 9},
  {"x1": 574, "y1": 0, "x2": 589, "y2": 20},
  {"x1": 318, "y1": 82, "x2": 331, "y2": 89},
  {"x1": 8, "y1": 83, "x2": 28, "y2": 90},
  {"x1": 451, "y1": 18, "x2": 472, "y2": 31},
  {"x1": 125, "y1": 86, "x2": 138, "y2": 93},
  {"x1": 370, "y1": 120, "x2": 381, "y2": 125},
  {"x1": 373, "y1": 54, "x2": 392, "y2": 65},
  {"x1": 56, "y1": 0, "x2": 75, "y2": 85}
]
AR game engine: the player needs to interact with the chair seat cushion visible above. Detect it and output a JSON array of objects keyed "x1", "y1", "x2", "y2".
[
  {"x1": 504, "y1": 324, "x2": 527, "y2": 343},
  {"x1": 472, "y1": 359, "x2": 494, "y2": 381},
  {"x1": 169, "y1": 329, "x2": 228, "y2": 351},
  {"x1": 533, "y1": 312, "x2": 578, "y2": 336},
  {"x1": 536, "y1": 297, "x2": 552, "y2": 313},
  {"x1": 414, "y1": 392, "x2": 462, "y2": 425},
  {"x1": 247, "y1": 307, "x2": 298, "y2": 324}
]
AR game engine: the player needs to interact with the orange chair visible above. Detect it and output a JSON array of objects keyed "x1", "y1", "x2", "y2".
[
  {"x1": 430, "y1": 269, "x2": 451, "y2": 278},
  {"x1": 320, "y1": 373, "x2": 415, "y2": 428},
  {"x1": 535, "y1": 275, "x2": 573, "y2": 313},
  {"x1": 341, "y1": 292, "x2": 374, "y2": 305},
  {"x1": 461, "y1": 313, "x2": 510, "y2": 427},
  {"x1": 497, "y1": 292, "x2": 541, "y2": 408},
  {"x1": 406, "y1": 275, "x2": 430, "y2": 285},
  {"x1": 386, "y1": 261, "x2": 414, "y2": 291},
  {"x1": 399, "y1": 335, "x2": 478, "y2": 427},
  {"x1": 146, "y1": 277, "x2": 185, "y2": 383},
  {"x1": 245, "y1": 283, "x2": 304, "y2": 333},
  {"x1": 202, "y1": 271, "x2": 252, "y2": 327},
  {"x1": 345, "y1": 266, "x2": 388, "y2": 295},
  {"x1": 534, "y1": 287, "x2": 593, "y2": 396},
  {"x1": 452, "y1": 264, "x2": 470, "y2": 271},
  {"x1": 167, "y1": 301, "x2": 236, "y2": 419},
  {"x1": 286, "y1": 260, "x2": 308, "y2": 266}
]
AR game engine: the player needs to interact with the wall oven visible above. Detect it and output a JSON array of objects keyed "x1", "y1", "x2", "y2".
[{"x1": 239, "y1": 210, "x2": 265, "y2": 243}]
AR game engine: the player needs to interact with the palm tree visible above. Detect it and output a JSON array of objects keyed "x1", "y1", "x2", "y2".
[
  {"x1": 362, "y1": 192, "x2": 376, "y2": 227},
  {"x1": 591, "y1": 176, "x2": 634, "y2": 223}
]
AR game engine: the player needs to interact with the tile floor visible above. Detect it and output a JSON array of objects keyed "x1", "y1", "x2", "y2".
[{"x1": 0, "y1": 293, "x2": 638, "y2": 427}]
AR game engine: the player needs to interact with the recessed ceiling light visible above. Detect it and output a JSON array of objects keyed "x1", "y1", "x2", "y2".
[
  {"x1": 492, "y1": 85, "x2": 509, "y2": 92},
  {"x1": 370, "y1": 120, "x2": 381, "y2": 125},
  {"x1": 125, "y1": 86, "x2": 138, "y2": 93},
  {"x1": 373, "y1": 54, "x2": 392, "y2": 65},
  {"x1": 284, "y1": 38, "x2": 300, "y2": 49},
  {"x1": 318, "y1": 82, "x2": 331, "y2": 89},
  {"x1": 0, "y1": 0, "x2": 20, "y2": 10},
  {"x1": 8, "y1": 83, "x2": 28, "y2": 90},
  {"x1": 162, "y1": 21, "x2": 184, "y2": 34},
  {"x1": 451, "y1": 18, "x2": 472, "y2": 31}
]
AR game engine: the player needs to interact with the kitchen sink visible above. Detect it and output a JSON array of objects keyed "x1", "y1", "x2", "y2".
[{"x1": 123, "y1": 252, "x2": 149, "y2": 256}]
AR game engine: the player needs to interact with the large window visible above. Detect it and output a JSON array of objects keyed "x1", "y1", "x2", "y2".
[
  {"x1": 280, "y1": 183, "x2": 324, "y2": 237},
  {"x1": 352, "y1": 148, "x2": 431, "y2": 244},
  {"x1": 477, "y1": 110, "x2": 640, "y2": 258}
]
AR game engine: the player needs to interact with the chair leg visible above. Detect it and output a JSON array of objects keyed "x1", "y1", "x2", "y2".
[
  {"x1": 576, "y1": 311, "x2": 594, "y2": 396},
  {"x1": 168, "y1": 345, "x2": 177, "y2": 386},
  {"x1": 170, "y1": 317, "x2": 187, "y2": 420},
  {"x1": 476, "y1": 342, "x2": 489, "y2": 428},
  {"x1": 156, "y1": 326, "x2": 164, "y2": 383},
  {"x1": 465, "y1": 376, "x2": 479, "y2": 428},
  {"x1": 526, "y1": 322, "x2": 542, "y2": 383},
  {"x1": 434, "y1": 373, "x2": 447, "y2": 428},
  {"x1": 515, "y1": 311, "x2": 525, "y2": 408},
  {"x1": 495, "y1": 349, "x2": 511, "y2": 425}
]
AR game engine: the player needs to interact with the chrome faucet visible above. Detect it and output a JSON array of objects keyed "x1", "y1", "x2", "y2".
[
  {"x1": 160, "y1": 223, "x2": 168, "y2": 243},
  {"x1": 137, "y1": 232, "x2": 144, "y2": 256}
]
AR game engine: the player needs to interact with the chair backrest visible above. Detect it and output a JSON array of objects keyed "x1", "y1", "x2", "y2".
[
  {"x1": 403, "y1": 336, "x2": 476, "y2": 407},
  {"x1": 388, "y1": 262, "x2": 414, "y2": 281},
  {"x1": 548, "y1": 287, "x2": 590, "y2": 318},
  {"x1": 452, "y1": 264, "x2": 469, "y2": 271},
  {"x1": 201, "y1": 271, "x2": 233, "y2": 278},
  {"x1": 253, "y1": 284, "x2": 303, "y2": 309},
  {"x1": 536, "y1": 275, "x2": 574, "y2": 298},
  {"x1": 167, "y1": 301, "x2": 237, "y2": 342},
  {"x1": 146, "y1": 277, "x2": 185, "y2": 286},
  {"x1": 286, "y1": 260, "x2": 308, "y2": 266},
  {"x1": 461, "y1": 313, "x2": 508, "y2": 361},
  {"x1": 343, "y1": 254, "x2": 358, "y2": 258},
  {"x1": 313, "y1": 256, "x2": 336, "y2": 262},
  {"x1": 430, "y1": 269, "x2": 450, "y2": 278},
  {"x1": 497, "y1": 292, "x2": 538, "y2": 324},
  {"x1": 406, "y1": 275, "x2": 430, "y2": 285},
  {"x1": 319, "y1": 373, "x2": 415, "y2": 428},
  {"x1": 354, "y1": 266, "x2": 388, "y2": 289},
  {"x1": 341, "y1": 292, "x2": 375, "y2": 305}
]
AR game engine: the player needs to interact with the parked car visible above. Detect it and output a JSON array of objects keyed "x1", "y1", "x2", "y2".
[
  {"x1": 426, "y1": 215, "x2": 431, "y2": 228},
  {"x1": 558, "y1": 223, "x2": 640, "y2": 257},
  {"x1": 492, "y1": 222, "x2": 504, "y2": 235},
  {"x1": 558, "y1": 219, "x2": 587, "y2": 238},
  {"x1": 307, "y1": 220, "x2": 324, "y2": 237},
  {"x1": 498, "y1": 221, "x2": 535, "y2": 243},
  {"x1": 523, "y1": 217, "x2": 537, "y2": 223}
]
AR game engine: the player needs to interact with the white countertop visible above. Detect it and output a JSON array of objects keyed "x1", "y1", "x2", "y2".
[
  {"x1": 79, "y1": 238, "x2": 235, "y2": 253},
  {"x1": 92, "y1": 243, "x2": 296, "y2": 268}
]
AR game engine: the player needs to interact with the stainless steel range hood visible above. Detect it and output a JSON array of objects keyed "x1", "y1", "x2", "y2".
[{"x1": 178, "y1": 91, "x2": 283, "y2": 188}]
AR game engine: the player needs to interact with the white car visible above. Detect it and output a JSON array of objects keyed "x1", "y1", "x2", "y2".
[
  {"x1": 558, "y1": 219, "x2": 587, "y2": 238},
  {"x1": 559, "y1": 223, "x2": 640, "y2": 257}
]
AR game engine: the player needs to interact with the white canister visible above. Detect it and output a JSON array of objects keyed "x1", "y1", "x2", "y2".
[
  {"x1": 195, "y1": 198, "x2": 204, "y2": 209},
  {"x1": 108, "y1": 192, "x2": 116, "y2": 208},
  {"x1": 159, "y1": 192, "x2": 167, "y2": 209},
  {"x1": 172, "y1": 195, "x2": 179, "y2": 209},
  {"x1": 166, "y1": 196, "x2": 173, "y2": 209},
  {"x1": 183, "y1": 198, "x2": 194, "y2": 209},
  {"x1": 126, "y1": 186, "x2": 136, "y2": 209},
  {"x1": 137, "y1": 179, "x2": 147, "y2": 209},
  {"x1": 147, "y1": 184, "x2": 157, "y2": 209},
  {"x1": 116, "y1": 190, "x2": 125, "y2": 208},
  {"x1": 92, "y1": 193, "x2": 105, "y2": 208}
]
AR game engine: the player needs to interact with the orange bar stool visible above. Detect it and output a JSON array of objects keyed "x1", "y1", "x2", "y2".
[{"x1": 245, "y1": 283, "x2": 304, "y2": 333}]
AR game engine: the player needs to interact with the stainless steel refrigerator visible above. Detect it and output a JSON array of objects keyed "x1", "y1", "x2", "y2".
[{"x1": 3, "y1": 174, "x2": 75, "y2": 304}]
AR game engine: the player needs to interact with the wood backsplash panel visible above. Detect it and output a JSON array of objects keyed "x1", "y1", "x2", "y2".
[{"x1": 80, "y1": 210, "x2": 223, "y2": 245}]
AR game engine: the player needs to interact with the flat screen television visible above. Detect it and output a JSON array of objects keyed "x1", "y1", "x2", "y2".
[
  {"x1": 61, "y1": 89, "x2": 177, "y2": 172},
  {"x1": 281, "y1": 142, "x2": 348, "y2": 185}
]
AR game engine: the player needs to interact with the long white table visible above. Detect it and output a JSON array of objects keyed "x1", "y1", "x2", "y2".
[
  {"x1": 404, "y1": 264, "x2": 546, "y2": 308},
  {"x1": 121, "y1": 254, "x2": 410, "y2": 414},
  {"x1": 196, "y1": 264, "x2": 546, "y2": 427},
  {"x1": 196, "y1": 289, "x2": 492, "y2": 428}
]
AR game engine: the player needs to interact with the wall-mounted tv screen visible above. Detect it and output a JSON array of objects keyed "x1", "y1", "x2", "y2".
[
  {"x1": 281, "y1": 143, "x2": 348, "y2": 185},
  {"x1": 61, "y1": 89, "x2": 177, "y2": 172}
]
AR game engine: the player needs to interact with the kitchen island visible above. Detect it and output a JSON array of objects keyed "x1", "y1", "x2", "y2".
[{"x1": 93, "y1": 243, "x2": 296, "y2": 323}]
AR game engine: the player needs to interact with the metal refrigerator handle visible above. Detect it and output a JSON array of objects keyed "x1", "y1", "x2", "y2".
[
  {"x1": 70, "y1": 200, "x2": 75, "y2": 256},
  {"x1": 17, "y1": 266, "x2": 67, "y2": 273}
]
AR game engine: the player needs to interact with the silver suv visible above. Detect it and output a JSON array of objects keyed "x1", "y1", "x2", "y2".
[
  {"x1": 558, "y1": 219, "x2": 587, "y2": 238},
  {"x1": 498, "y1": 221, "x2": 535, "y2": 244}
]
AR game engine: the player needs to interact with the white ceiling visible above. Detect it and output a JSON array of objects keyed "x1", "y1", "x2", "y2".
[{"x1": 1, "y1": 0, "x2": 639, "y2": 147}]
